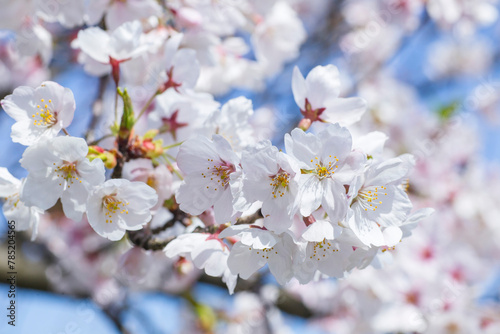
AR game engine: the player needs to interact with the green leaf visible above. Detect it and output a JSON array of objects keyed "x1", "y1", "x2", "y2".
[
  {"x1": 437, "y1": 101, "x2": 460, "y2": 121},
  {"x1": 117, "y1": 88, "x2": 135, "y2": 139}
]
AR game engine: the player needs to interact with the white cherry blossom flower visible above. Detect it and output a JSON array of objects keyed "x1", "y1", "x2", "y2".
[
  {"x1": 0, "y1": 168, "x2": 43, "y2": 240},
  {"x1": 73, "y1": 21, "x2": 150, "y2": 81},
  {"x1": 294, "y1": 220, "x2": 353, "y2": 283},
  {"x1": 205, "y1": 96, "x2": 256, "y2": 150},
  {"x1": 348, "y1": 155, "x2": 414, "y2": 246},
  {"x1": 158, "y1": 33, "x2": 200, "y2": 93},
  {"x1": 252, "y1": 1, "x2": 306, "y2": 75},
  {"x1": 239, "y1": 141, "x2": 300, "y2": 233},
  {"x1": 147, "y1": 89, "x2": 210, "y2": 145},
  {"x1": 20, "y1": 136, "x2": 105, "y2": 222},
  {"x1": 220, "y1": 225, "x2": 296, "y2": 285},
  {"x1": 85, "y1": 0, "x2": 162, "y2": 30},
  {"x1": 86, "y1": 179, "x2": 158, "y2": 241},
  {"x1": 122, "y1": 159, "x2": 173, "y2": 212},
  {"x1": 36, "y1": 0, "x2": 85, "y2": 28},
  {"x1": 284, "y1": 124, "x2": 366, "y2": 222},
  {"x1": 1, "y1": 81, "x2": 75, "y2": 146},
  {"x1": 292, "y1": 65, "x2": 366, "y2": 126},
  {"x1": 164, "y1": 232, "x2": 236, "y2": 293},
  {"x1": 176, "y1": 135, "x2": 241, "y2": 223}
]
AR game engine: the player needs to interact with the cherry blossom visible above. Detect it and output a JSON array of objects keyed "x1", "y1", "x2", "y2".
[
  {"x1": 239, "y1": 141, "x2": 300, "y2": 233},
  {"x1": 36, "y1": 0, "x2": 85, "y2": 28},
  {"x1": 220, "y1": 225, "x2": 297, "y2": 285},
  {"x1": 205, "y1": 96, "x2": 256, "y2": 150},
  {"x1": 164, "y1": 232, "x2": 236, "y2": 293},
  {"x1": 122, "y1": 159, "x2": 173, "y2": 212},
  {"x1": 74, "y1": 21, "x2": 151, "y2": 82},
  {"x1": 292, "y1": 65, "x2": 366, "y2": 126},
  {"x1": 285, "y1": 124, "x2": 366, "y2": 222},
  {"x1": 252, "y1": 1, "x2": 306, "y2": 75},
  {"x1": 0, "y1": 81, "x2": 75, "y2": 146},
  {"x1": 294, "y1": 220, "x2": 353, "y2": 283},
  {"x1": 0, "y1": 167, "x2": 43, "y2": 240},
  {"x1": 158, "y1": 33, "x2": 200, "y2": 93},
  {"x1": 86, "y1": 179, "x2": 158, "y2": 241},
  {"x1": 175, "y1": 135, "x2": 241, "y2": 223},
  {"x1": 0, "y1": 1, "x2": 465, "y2": 328},
  {"x1": 20, "y1": 136, "x2": 105, "y2": 222},
  {"x1": 348, "y1": 155, "x2": 414, "y2": 246},
  {"x1": 86, "y1": 0, "x2": 162, "y2": 30}
]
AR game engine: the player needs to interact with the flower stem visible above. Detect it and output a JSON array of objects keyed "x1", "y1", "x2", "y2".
[
  {"x1": 135, "y1": 91, "x2": 158, "y2": 124},
  {"x1": 163, "y1": 153, "x2": 184, "y2": 180},
  {"x1": 163, "y1": 141, "x2": 184, "y2": 150},
  {"x1": 88, "y1": 134, "x2": 114, "y2": 146}
]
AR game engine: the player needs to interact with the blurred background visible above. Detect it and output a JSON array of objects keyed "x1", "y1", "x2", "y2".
[{"x1": 1, "y1": 0, "x2": 500, "y2": 333}]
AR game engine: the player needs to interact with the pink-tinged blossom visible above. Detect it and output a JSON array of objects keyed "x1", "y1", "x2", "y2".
[
  {"x1": 122, "y1": 159, "x2": 173, "y2": 212},
  {"x1": 284, "y1": 124, "x2": 366, "y2": 222},
  {"x1": 20, "y1": 137, "x2": 105, "y2": 222},
  {"x1": 73, "y1": 21, "x2": 150, "y2": 82},
  {"x1": 147, "y1": 89, "x2": 218, "y2": 146},
  {"x1": 158, "y1": 33, "x2": 200, "y2": 93},
  {"x1": 206, "y1": 96, "x2": 256, "y2": 150},
  {"x1": 86, "y1": 0, "x2": 162, "y2": 30},
  {"x1": 220, "y1": 225, "x2": 296, "y2": 285},
  {"x1": 292, "y1": 65, "x2": 366, "y2": 126},
  {"x1": 294, "y1": 220, "x2": 353, "y2": 283},
  {"x1": 348, "y1": 155, "x2": 415, "y2": 246},
  {"x1": 1, "y1": 81, "x2": 75, "y2": 146},
  {"x1": 239, "y1": 141, "x2": 300, "y2": 233},
  {"x1": 175, "y1": 135, "x2": 241, "y2": 223},
  {"x1": 252, "y1": 1, "x2": 306, "y2": 75},
  {"x1": 164, "y1": 232, "x2": 236, "y2": 293},
  {"x1": 86, "y1": 179, "x2": 158, "y2": 241},
  {"x1": 36, "y1": 0, "x2": 85, "y2": 28},
  {"x1": 427, "y1": 0, "x2": 498, "y2": 35},
  {"x1": 0, "y1": 167, "x2": 43, "y2": 240}
]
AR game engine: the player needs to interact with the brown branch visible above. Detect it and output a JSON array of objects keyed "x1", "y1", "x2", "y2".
[
  {"x1": 127, "y1": 230, "x2": 177, "y2": 251},
  {"x1": 235, "y1": 209, "x2": 263, "y2": 225}
]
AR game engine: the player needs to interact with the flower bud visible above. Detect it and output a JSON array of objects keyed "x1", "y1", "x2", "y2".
[
  {"x1": 101, "y1": 151, "x2": 117, "y2": 169},
  {"x1": 144, "y1": 139, "x2": 164, "y2": 159},
  {"x1": 87, "y1": 146, "x2": 117, "y2": 169},
  {"x1": 88, "y1": 145, "x2": 105, "y2": 155},
  {"x1": 298, "y1": 118, "x2": 312, "y2": 131}
]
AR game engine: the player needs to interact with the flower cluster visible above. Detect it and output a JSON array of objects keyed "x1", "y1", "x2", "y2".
[
  {"x1": 171, "y1": 89, "x2": 432, "y2": 288},
  {"x1": 3, "y1": 1, "x2": 500, "y2": 333},
  {"x1": 0, "y1": 81, "x2": 158, "y2": 240},
  {"x1": 0, "y1": 59, "x2": 432, "y2": 293}
]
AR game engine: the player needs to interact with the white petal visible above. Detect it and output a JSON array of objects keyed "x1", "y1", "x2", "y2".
[
  {"x1": 305, "y1": 65, "x2": 341, "y2": 108},
  {"x1": 321, "y1": 178, "x2": 348, "y2": 223},
  {"x1": 227, "y1": 242, "x2": 265, "y2": 279},
  {"x1": 20, "y1": 175, "x2": 62, "y2": 210},
  {"x1": 240, "y1": 228, "x2": 277, "y2": 249},
  {"x1": 61, "y1": 181, "x2": 90, "y2": 222},
  {"x1": 172, "y1": 48, "x2": 200, "y2": 89},
  {"x1": 164, "y1": 233, "x2": 206, "y2": 258},
  {"x1": 297, "y1": 174, "x2": 323, "y2": 217},
  {"x1": 354, "y1": 131, "x2": 388, "y2": 157},
  {"x1": 0, "y1": 168, "x2": 20, "y2": 197},
  {"x1": 383, "y1": 226, "x2": 402, "y2": 247},
  {"x1": 1, "y1": 86, "x2": 35, "y2": 121},
  {"x1": 291, "y1": 66, "x2": 307, "y2": 109},
  {"x1": 318, "y1": 123, "x2": 353, "y2": 163},
  {"x1": 349, "y1": 208, "x2": 385, "y2": 247},
  {"x1": 323, "y1": 97, "x2": 366, "y2": 126},
  {"x1": 77, "y1": 27, "x2": 111, "y2": 63},
  {"x1": 302, "y1": 219, "x2": 337, "y2": 242}
]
